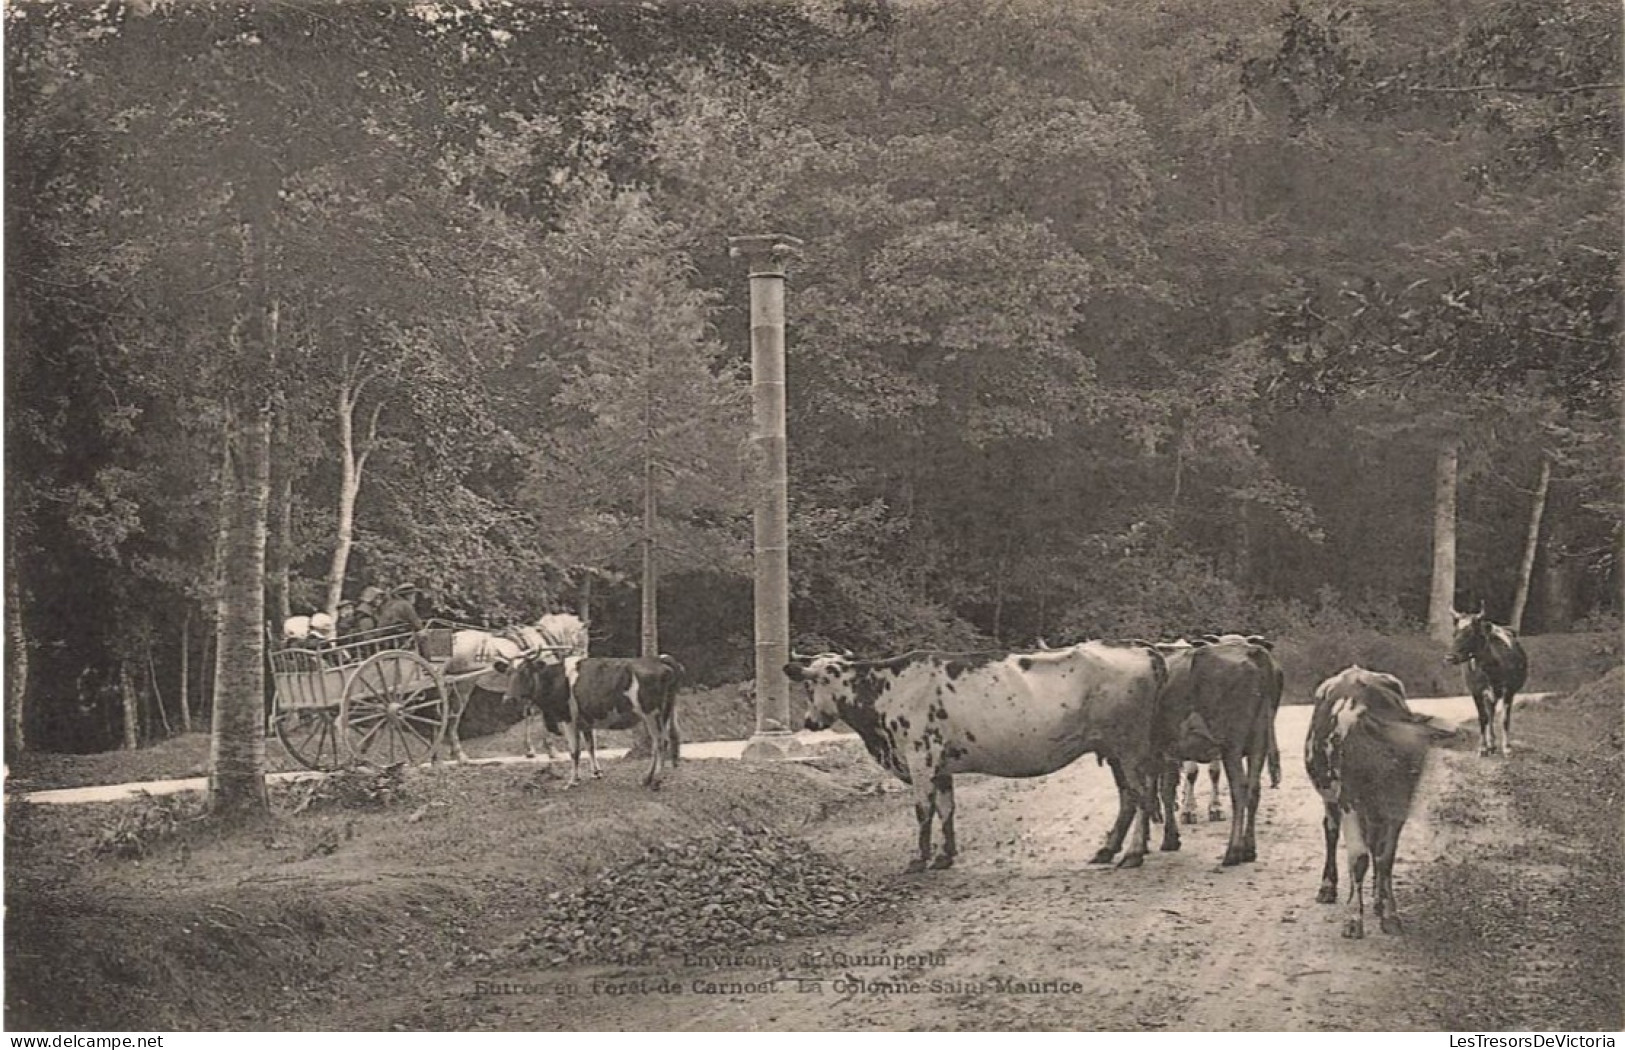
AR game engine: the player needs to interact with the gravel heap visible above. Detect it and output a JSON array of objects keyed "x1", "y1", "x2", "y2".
[{"x1": 503, "y1": 825, "x2": 888, "y2": 967}]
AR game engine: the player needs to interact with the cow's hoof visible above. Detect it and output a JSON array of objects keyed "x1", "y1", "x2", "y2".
[
  {"x1": 593, "y1": 770, "x2": 605, "y2": 779},
  {"x1": 904, "y1": 858, "x2": 929, "y2": 874},
  {"x1": 1116, "y1": 852, "x2": 1144, "y2": 870},
  {"x1": 1316, "y1": 884, "x2": 1338, "y2": 904},
  {"x1": 1342, "y1": 919, "x2": 1365, "y2": 939},
  {"x1": 1241, "y1": 845, "x2": 1257, "y2": 863},
  {"x1": 1180, "y1": 811, "x2": 1196, "y2": 826},
  {"x1": 1500, "y1": 745, "x2": 1513, "y2": 757},
  {"x1": 1380, "y1": 914, "x2": 1403, "y2": 935},
  {"x1": 1089, "y1": 848, "x2": 1116, "y2": 865},
  {"x1": 1221, "y1": 848, "x2": 1246, "y2": 867},
  {"x1": 1269, "y1": 779, "x2": 1280, "y2": 790},
  {"x1": 524, "y1": 750, "x2": 536, "y2": 760},
  {"x1": 929, "y1": 854, "x2": 954, "y2": 870},
  {"x1": 1159, "y1": 836, "x2": 1181, "y2": 853},
  {"x1": 1479, "y1": 747, "x2": 1493, "y2": 757},
  {"x1": 1207, "y1": 809, "x2": 1225, "y2": 823}
]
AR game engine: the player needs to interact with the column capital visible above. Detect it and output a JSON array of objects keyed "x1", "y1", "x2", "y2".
[{"x1": 728, "y1": 234, "x2": 804, "y2": 275}]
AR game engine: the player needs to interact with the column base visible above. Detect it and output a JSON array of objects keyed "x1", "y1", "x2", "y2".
[{"x1": 741, "y1": 730, "x2": 809, "y2": 763}]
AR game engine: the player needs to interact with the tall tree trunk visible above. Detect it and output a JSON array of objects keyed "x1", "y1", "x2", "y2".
[
  {"x1": 324, "y1": 376, "x2": 381, "y2": 621},
  {"x1": 324, "y1": 380, "x2": 361, "y2": 620},
  {"x1": 1510, "y1": 456, "x2": 1552, "y2": 633},
  {"x1": 577, "y1": 572, "x2": 593, "y2": 623},
  {"x1": 148, "y1": 648, "x2": 172, "y2": 737},
  {"x1": 179, "y1": 610, "x2": 193, "y2": 734},
  {"x1": 1428, "y1": 439, "x2": 1460, "y2": 642},
  {"x1": 640, "y1": 459, "x2": 658, "y2": 658},
  {"x1": 210, "y1": 178, "x2": 277, "y2": 819},
  {"x1": 5, "y1": 557, "x2": 28, "y2": 759},
  {"x1": 210, "y1": 405, "x2": 273, "y2": 817},
  {"x1": 120, "y1": 660, "x2": 140, "y2": 750},
  {"x1": 267, "y1": 411, "x2": 293, "y2": 623}
]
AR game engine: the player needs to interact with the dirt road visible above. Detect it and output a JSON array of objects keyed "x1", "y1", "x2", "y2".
[{"x1": 341, "y1": 696, "x2": 1503, "y2": 1031}]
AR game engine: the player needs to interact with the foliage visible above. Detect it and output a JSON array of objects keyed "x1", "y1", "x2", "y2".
[{"x1": 5, "y1": 0, "x2": 1618, "y2": 747}]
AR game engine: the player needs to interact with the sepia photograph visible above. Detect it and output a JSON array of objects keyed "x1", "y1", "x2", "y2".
[{"x1": 2, "y1": 0, "x2": 1621, "y2": 1034}]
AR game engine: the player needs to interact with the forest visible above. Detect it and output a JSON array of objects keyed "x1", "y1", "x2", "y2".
[{"x1": 4, "y1": 0, "x2": 1619, "y2": 773}]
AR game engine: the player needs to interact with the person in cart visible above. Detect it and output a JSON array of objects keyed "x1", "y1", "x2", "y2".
[
  {"x1": 352, "y1": 586, "x2": 385, "y2": 633},
  {"x1": 375, "y1": 583, "x2": 424, "y2": 633}
]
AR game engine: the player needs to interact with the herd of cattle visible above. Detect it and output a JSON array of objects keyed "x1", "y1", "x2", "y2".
[
  {"x1": 781, "y1": 606, "x2": 1529, "y2": 940},
  {"x1": 295, "y1": 599, "x2": 1526, "y2": 941}
]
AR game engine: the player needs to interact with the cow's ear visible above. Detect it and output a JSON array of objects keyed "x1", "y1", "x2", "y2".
[
  {"x1": 840, "y1": 648, "x2": 856, "y2": 660},
  {"x1": 493, "y1": 658, "x2": 511, "y2": 674}
]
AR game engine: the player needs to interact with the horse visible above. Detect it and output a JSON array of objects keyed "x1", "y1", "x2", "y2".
[
  {"x1": 1446, "y1": 606, "x2": 1529, "y2": 757},
  {"x1": 439, "y1": 613, "x2": 590, "y2": 762}
]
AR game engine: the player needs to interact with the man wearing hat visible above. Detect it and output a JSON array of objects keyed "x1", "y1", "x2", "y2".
[
  {"x1": 351, "y1": 586, "x2": 384, "y2": 633},
  {"x1": 375, "y1": 583, "x2": 423, "y2": 633}
]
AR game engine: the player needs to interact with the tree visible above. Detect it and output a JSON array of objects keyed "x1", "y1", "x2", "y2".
[{"x1": 521, "y1": 182, "x2": 750, "y2": 653}]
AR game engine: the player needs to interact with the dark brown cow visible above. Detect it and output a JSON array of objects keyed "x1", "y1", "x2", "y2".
[
  {"x1": 785, "y1": 642, "x2": 1167, "y2": 874},
  {"x1": 502, "y1": 653, "x2": 682, "y2": 789},
  {"x1": 1150, "y1": 635, "x2": 1282, "y2": 865},
  {"x1": 1305, "y1": 666, "x2": 1446, "y2": 939}
]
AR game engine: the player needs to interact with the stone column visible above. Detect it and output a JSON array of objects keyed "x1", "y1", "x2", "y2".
[{"x1": 730, "y1": 234, "x2": 807, "y2": 762}]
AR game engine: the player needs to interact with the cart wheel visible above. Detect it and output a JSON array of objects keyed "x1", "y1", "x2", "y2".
[
  {"x1": 273, "y1": 708, "x2": 345, "y2": 772},
  {"x1": 339, "y1": 650, "x2": 447, "y2": 767}
]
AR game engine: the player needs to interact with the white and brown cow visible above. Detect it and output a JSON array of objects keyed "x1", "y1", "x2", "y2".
[
  {"x1": 1305, "y1": 665, "x2": 1443, "y2": 939},
  {"x1": 501, "y1": 653, "x2": 683, "y2": 789},
  {"x1": 784, "y1": 642, "x2": 1167, "y2": 874}
]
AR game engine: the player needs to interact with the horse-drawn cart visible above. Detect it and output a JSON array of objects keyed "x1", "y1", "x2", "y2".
[{"x1": 268, "y1": 622, "x2": 464, "y2": 771}]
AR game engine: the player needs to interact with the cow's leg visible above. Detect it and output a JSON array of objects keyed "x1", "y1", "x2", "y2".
[
  {"x1": 1499, "y1": 689, "x2": 1515, "y2": 756},
  {"x1": 586, "y1": 728, "x2": 604, "y2": 779},
  {"x1": 1473, "y1": 687, "x2": 1495, "y2": 756},
  {"x1": 443, "y1": 683, "x2": 472, "y2": 763},
  {"x1": 1316, "y1": 800, "x2": 1341, "y2": 903},
  {"x1": 1092, "y1": 758, "x2": 1137, "y2": 864},
  {"x1": 1342, "y1": 808, "x2": 1371, "y2": 939},
  {"x1": 1220, "y1": 750, "x2": 1252, "y2": 866},
  {"x1": 1117, "y1": 759, "x2": 1155, "y2": 869},
  {"x1": 640, "y1": 714, "x2": 664, "y2": 789},
  {"x1": 1374, "y1": 817, "x2": 1404, "y2": 934},
  {"x1": 562, "y1": 721, "x2": 583, "y2": 788},
  {"x1": 929, "y1": 774, "x2": 956, "y2": 869},
  {"x1": 1179, "y1": 761, "x2": 1199, "y2": 824},
  {"x1": 1206, "y1": 761, "x2": 1225, "y2": 822},
  {"x1": 1158, "y1": 762, "x2": 1182, "y2": 852},
  {"x1": 523, "y1": 708, "x2": 536, "y2": 760},
  {"x1": 1239, "y1": 731, "x2": 1269, "y2": 863},
  {"x1": 1266, "y1": 722, "x2": 1282, "y2": 789},
  {"x1": 907, "y1": 776, "x2": 938, "y2": 874}
]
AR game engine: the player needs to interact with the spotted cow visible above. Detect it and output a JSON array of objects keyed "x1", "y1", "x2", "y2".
[
  {"x1": 784, "y1": 643, "x2": 1168, "y2": 874},
  {"x1": 1150, "y1": 635, "x2": 1283, "y2": 865},
  {"x1": 1305, "y1": 666, "x2": 1445, "y2": 939},
  {"x1": 501, "y1": 653, "x2": 683, "y2": 789}
]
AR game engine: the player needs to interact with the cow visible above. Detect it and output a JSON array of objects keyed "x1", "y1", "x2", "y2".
[
  {"x1": 1305, "y1": 665, "x2": 1442, "y2": 939},
  {"x1": 500, "y1": 653, "x2": 683, "y2": 789},
  {"x1": 783, "y1": 642, "x2": 1168, "y2": 874},
  {"x1": 1446, "y1": 606, "x2": 1529, "y2": 757},
  {"x1": 439, "y1": 613, "x2": 590, "y2": 763},
  {"x1": 1149, "y1": 635, "x2": 1282, "y2": 865}
]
